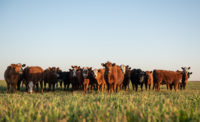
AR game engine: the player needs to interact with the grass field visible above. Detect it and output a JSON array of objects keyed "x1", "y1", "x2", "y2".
[{"x1": 0, "y1": 81, "x2": 200, "y2": 122}]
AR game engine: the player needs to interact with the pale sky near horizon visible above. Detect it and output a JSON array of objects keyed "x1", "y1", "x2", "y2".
[{"x1": 0, "y1": 0, "x2": 200, "y2": 81}]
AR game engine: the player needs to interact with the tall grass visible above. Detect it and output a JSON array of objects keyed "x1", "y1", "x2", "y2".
[{"x1": 0, "y1": 81, "x2": 200, "y2": 122}]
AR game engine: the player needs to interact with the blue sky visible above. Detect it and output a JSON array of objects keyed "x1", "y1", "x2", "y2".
[{"x1": 0, "y1": 0, "x2": 200, "y2": 80}]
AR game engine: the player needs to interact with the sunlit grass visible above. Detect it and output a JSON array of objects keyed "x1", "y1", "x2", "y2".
[{"x1": 0, "y1": 81, "x2": 200, "y2": 122}]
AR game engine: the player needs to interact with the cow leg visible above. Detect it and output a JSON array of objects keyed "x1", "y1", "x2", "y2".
[
  {"x1": 10, "y1": 84, "x2": 14, "y2": 93},
  {"x1": 17, "y1": 80, "x2": 21, "y2": 91},
  {"x1": 183, "y1": 83, "x2": 186, "y2": 90},
  {"x1": 13, "y1": 84, "x2": 17, "y2": 93},
  {"x1": 174, "y1": 83, "x2": 178, "y2": 91},
  {"x1": 166, "y1": 84, "x2": 169, "y2": 90},
  {"x1": 84, "y1": 84, "x2": 87, "y2": 93},
  {"x1": 60, "y1": 81, "x2": 63, "y2": 89},
  {"x1": 157, "y1": 83, "x2": 161, "y2": 92},
  {"x1": 11, "y1": 83, "x2": 16, "y2": 93},
  {"x1": 135, "y1": 84, "x2": 138, "y2": 92},
  {"x1": 149, "y1": 84, "x2": 151, "y2": 90},
  {"x1": 55, "y1": 81, "x2": 58, "y2": 89},
  {"x1": 49, "y1": 83, "x2": 51, "y2": 91},
  {"x1": 98, "y1": 84, "x2": 100, "y2": 92},
  {"x1": 40, "y1": 81, "x2": 43, "y2": 93},
  {"x1": 101, "y1": 84, "x2": 104, "y2": 92},
  {"x1": 141, "y1": 84, "x2": 143, "y2": 91},
  {"x1": 132, "y1": 82, "x2": 135, "y2": 90},
  {"x1": 145, "y1": 83, "x2": 147, "y2": 91},
  {"x1": 6, "y1": 82, "x2": 10, "y2": 93},
  {"x1": 117, "y1": 85, "x2": 120, "y2": 93},
  {"x1": 108, "y1": 84, "x2": 111, "y2": 94},
  {"x1": 180, "y1": 84, "x2": 183, "y2": 90},
  {"x1": 64, "y1": 82, "x2": 67, "y2": 90},
  {"x1": 113, "y1": 83, "x2": 117, "y2": 93},
  {"x1": 53, "y1": 83, "x2": 55, "y2": 91},
  {"x1": 44, "y1": 81, "x2": 47, "y2": 90},
  {"x1": 153, "y1": 83, "x2": 155, "y2": 90},
  {"x1": 169, "y1": 84, "x2": 173, "y2": 90},
  {"x1": 67, "y1": 83, "x2": 70, "y2": 90},
  {"x1": 36, "y1": 83, "x2": 39, "y2": 92}
]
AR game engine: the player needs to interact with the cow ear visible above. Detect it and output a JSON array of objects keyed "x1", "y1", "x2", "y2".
[
  {"x1": 189, "y1": 72, "x2": 193, "y2": 74},
  {"x1": 11, "y1": 64, "x2": 15, "y2": 68},
  {"x1": 181, "y1": 67, "x2": 184, "y2": 70},
  {"x1": 112, "y1": 63, "x2": 116, "y2": 66},
  {"x1": 22, "y1": 64, "x2": 26, "y2": 67},
  {"x1": 101, "y1": 63, "x2": 105, "y2": 67},
  {"x1": 71, "y1": 66, "x2": 74, "y2": 68},
  {"x1": 188, "y1": 67, "x2": 191, "y2": 70},
  {"x1": 129, "y1": 67, "x2": 131, "y2": 70}
]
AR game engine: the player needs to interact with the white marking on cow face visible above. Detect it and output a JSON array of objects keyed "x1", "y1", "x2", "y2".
[
  {"x1": 82, "y1": 68, "x2": 88, "y2": 78},
  {"x1": 93, "y1": 69, "x2": 98, "y2": 78},
  {"x1": 120, "y1": 65, "x2": 126, "y2": 74},
  {"x1": 179, "y1": 80, "x2": 182, "y2": 83},
  {"x1": 182, "y1": 67, "x2": 190, "y2": 73},
  {"x1": 73, "y1": 69, "x2": 76, "y2": 77},
  {"x1": 28, "y1": 81, "x2": 34, "y2": 93}
]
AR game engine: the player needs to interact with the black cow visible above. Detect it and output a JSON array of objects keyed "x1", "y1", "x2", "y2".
[
  {"x1": 122, "y1": 65, "x2": 131, "y2": 90},
  {"x1": 131, "y1": 69, "x2": 146, "y2": 91},
  {"x1": 57, "y1": 71, "x2": 71, "y2": 90}
]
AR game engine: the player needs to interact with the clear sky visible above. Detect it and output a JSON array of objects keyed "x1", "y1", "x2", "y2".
[{"x1": 0, "y1": 0, "x2": 200, "y2": 81}]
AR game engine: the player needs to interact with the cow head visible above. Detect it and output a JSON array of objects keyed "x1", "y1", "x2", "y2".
[
  {"x1": 101, "y1": 61, "x2": 114, "y2": 75},
  {"x1": 71, "y1": 66, "x2": 80, "y2": 77},
  {"x1": 181, "y1": 67, "x2": 190, "y2": 73},
  {"x1": 10, "y1": 64, "x2": 24, "y2": 74},
  {"x1": 28, "y1": 81, "x2": 34, "y2": 93},
  {"x1": 82, "y1": 67, "x2": 89, "y2": 78},
  {"x1": 120, "y1": 65, "x2": 126, "y2": 74},
  {"x1": 181, "y1": 67, "x2": 191, "y2": 79},
  {"x1": 137, "y1": 70, "x2": 146, "y2": 83},
  {"x1": 92, "y1": 69, "x2": 98, "y2": 78}
]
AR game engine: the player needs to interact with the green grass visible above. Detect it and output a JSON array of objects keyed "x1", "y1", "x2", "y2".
[{"x1": 0, "y1": 81, "x2": 200, "y2": 122}]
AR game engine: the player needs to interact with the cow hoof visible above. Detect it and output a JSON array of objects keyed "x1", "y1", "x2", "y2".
[{"x1": 29, "y1": 90, "x2": 33, "y2": 94}]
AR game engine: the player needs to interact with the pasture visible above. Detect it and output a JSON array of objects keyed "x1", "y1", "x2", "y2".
[{"x1": 0, "y1": 80, "x2": 200, "y2": 122}]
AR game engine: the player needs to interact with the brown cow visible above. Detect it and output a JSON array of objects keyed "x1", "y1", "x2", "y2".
[
  {"x1": 145, "y1": 71, "x2": 153, "y2": 90},
  {"x1": 82, "y1": 67, "x2": 92, "y2": 93},
  {"x1": 4, "y1": 64, "x2": 25, "y2": 93},
  {"x1": 92, "y1": 68, "x2": 107, "y2": 92},
  {"x1": 23, "y1": 66, "x2": 44, "y2": 93},
  {"x1": 101, "y1": 61, "x2": 124, "y2": 94},
  {"x1": 153, "y1": 69, "x2": 184, "y2": 91}
]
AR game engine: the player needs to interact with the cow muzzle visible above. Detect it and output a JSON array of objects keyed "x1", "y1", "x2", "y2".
[{"x1": 28, "y1": 81, "x2": 34, "y2": 94}]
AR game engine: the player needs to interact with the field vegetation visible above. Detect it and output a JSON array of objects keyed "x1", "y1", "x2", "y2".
[{"x1": 0, "y1": 80, "x2": 200, "y2": 122}]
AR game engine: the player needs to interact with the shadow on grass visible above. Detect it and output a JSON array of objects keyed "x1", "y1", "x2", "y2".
[{"x1": 0, "y1": 85, "x2": 7, "y2": 93}]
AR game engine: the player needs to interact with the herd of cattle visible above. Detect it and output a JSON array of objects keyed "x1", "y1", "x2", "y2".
[{"x1": 4, "y1": 61, "x2": 192, "y2": 94}]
